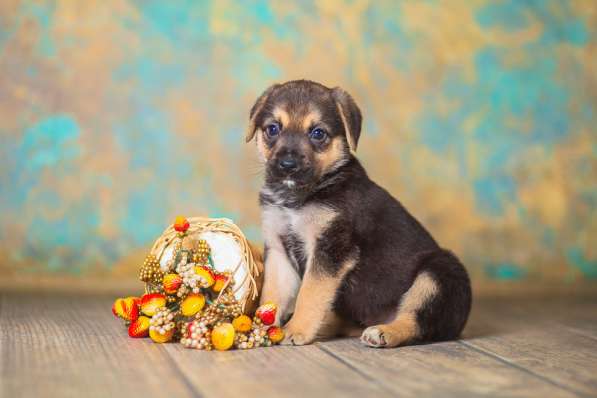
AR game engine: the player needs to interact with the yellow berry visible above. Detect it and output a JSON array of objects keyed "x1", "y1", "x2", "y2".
[
  {"x1": 180, "y1": 293, "x2": 205, "y2": 317},
  {"x1": 194, "y1": 266, "x2": 215, "y2": 287},
  {"x1": 149, "y1": 328, "x2": 174, "y2": 343},
  {"x1": 211, "y1": 323, "x2": 235, "y2": 351}
]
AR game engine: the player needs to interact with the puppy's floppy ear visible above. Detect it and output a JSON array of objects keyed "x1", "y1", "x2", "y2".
[
  {"x1": 332, "y1": 87, "x2": 362, "y2": 151},
  {"x1": 246, "y1": 84, "x2": 280, "y2": 143}
]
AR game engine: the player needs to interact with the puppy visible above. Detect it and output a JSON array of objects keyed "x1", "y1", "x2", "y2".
[{"x1": 246, "y1": 80, "x2": 472, "y2": 347}]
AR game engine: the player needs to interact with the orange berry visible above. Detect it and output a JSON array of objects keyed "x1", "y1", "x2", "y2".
[
  {"x1": 267, "y1": 326, "x2": 285, "y2": 344},
  {"x1": 232, "y1": 315, "x2": 252, "y2": 332}
]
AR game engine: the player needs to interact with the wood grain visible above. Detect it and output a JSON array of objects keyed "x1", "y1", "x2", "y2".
[
  {"x1": 515, "y1": 298, "x2": 597, "y2": 340},
  {"x1": 162, "y1": 341, "x2": 391, "y2": 397},
  {"x1": 2, "y1": 293, "x2": 596, "y2": 398},
  {"x1": 316, "y1": 338, "x2": 577, "y2": 397},
  {"x1": 0, "y1": 293, "x2": 197, "y2": 398},
  {"x1": 463, "y1": 298, "x2": 597, "y2": 397}
]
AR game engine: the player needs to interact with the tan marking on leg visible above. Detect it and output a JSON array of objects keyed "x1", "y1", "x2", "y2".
[
  {"x1": 281, "y1": 273, "x2": 341, "y2": 345},
  {"x1": 361, "y1": 272, "x2": 439, "y2": 348},
  {"x1": 281, "y1": 203, "x2": 343, "y2": 345},
  {"x1": 400, "y1": 272, "x2": 439, "y2": 313},
  {"x1": 315, "y1": 311, "x2": 344, "y2": 340},
  {"x1": 282, "y1": 259, "x2": 356, "y2": 345},
  {"x1": 361, "y1": 313, "x2": 418, "y2": 348}
]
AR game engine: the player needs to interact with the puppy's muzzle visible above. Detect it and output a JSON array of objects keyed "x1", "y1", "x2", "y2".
[
  {"x1": 278, "y1": 156, "x2": 299, "y2": 173},
  {"x1": 274, "y1": 148, "x2": 305, "y2": 176}
]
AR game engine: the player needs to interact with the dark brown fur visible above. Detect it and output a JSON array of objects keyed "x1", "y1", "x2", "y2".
[{"x1": 248, "y1": 80, "x2": 472, "y2": 347}]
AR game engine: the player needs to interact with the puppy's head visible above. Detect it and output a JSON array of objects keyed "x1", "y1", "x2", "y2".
[{"x1": 246, "y1": 80, "x2": 362, "y2": 190}]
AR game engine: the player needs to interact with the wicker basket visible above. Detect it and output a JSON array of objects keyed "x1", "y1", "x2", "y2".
[{"x1": 145, "y1": 217, "x2": 263, "y2": 313}]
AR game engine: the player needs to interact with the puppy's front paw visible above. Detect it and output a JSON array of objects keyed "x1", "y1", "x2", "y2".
[
  {"x1": 360, "y1": 326, "x2": 387, "y2": 348},
  {"x1": 281, "y1": 322, "x2": 315, "y2": 346}
]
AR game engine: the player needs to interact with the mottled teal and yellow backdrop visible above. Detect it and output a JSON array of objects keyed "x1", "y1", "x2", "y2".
[{"x1": 1, "y1": 1, "x2": 596, "y2": 292}]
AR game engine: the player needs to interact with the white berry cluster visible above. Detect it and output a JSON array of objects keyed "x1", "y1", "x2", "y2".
[
  {"x1": 175, "y1": 252, "x2": 202, "y2": 294},
  {"x1": 234, "y1": 324, "x2": 272, "y2": 349},
  {"x1": 149, "y1": 307, "x2": 175, "y2": 335},
  {"x1": 176, "y1": 261, "x2": 212, "y2": 294},
  {"x1": 180, "y1": 320, "x2": 212, "y2": 350}
]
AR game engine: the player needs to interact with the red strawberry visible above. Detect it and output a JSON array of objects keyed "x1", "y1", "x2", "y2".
[
  {"x1": 255, "y1": 302, "x2": 277, "y2": 326},
  {"x1": 173, "y1": 216, "x2": 190, "y2": 233},
  {"x1": 140, "y1": 293, "x2": 166, "y2": 316},
  {"x1": 112, "y1": 297, "x2": 140, "y2": 322},
  {"x1": 128, "y1": 316, "x2": 150, "y2": 338}
]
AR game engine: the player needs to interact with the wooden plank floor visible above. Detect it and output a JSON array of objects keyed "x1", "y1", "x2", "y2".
[{"x1": 1, "y1": 293, "x2": 596, "y2": 398}]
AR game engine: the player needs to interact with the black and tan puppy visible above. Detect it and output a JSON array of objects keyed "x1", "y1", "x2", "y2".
[{"x1": 246, "y1": 80, "x2": 472, "y2": 347}]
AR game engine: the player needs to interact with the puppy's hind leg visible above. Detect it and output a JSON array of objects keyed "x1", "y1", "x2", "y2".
[
  {"x1": 361, "y1": 272, "x2": 436, "y2": 348},
  {"x1": 361, "y1": 250, "x2": 472, "y2": 348}
]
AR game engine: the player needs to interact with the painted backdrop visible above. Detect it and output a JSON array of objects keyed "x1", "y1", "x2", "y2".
[{"x1": 1, "y1": 1, "x2": 595, "y2": 291}]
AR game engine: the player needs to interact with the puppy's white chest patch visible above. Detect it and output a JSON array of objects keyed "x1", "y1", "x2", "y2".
[
  {"x1": 261, "y1": 204, "x2": 337, "y2": 260},
  {"x1": 261, "y1": 206, "x2": 289, "y2": 251},
  {"x1": 287, "y1": 205, "x2": 337, "y2": 259}
]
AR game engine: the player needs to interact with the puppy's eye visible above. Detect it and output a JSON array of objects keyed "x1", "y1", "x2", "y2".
[
  {"x1": 265, "y1": 123, "x2": 280, "y2": 138},
  {"x1": 309, "y1": 127, "x2": 327, "y2": 142}
]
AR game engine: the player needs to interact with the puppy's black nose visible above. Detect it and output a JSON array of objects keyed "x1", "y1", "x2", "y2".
[{"x1": 278, "y1": 158, "x2": 298, "y2": 171}]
